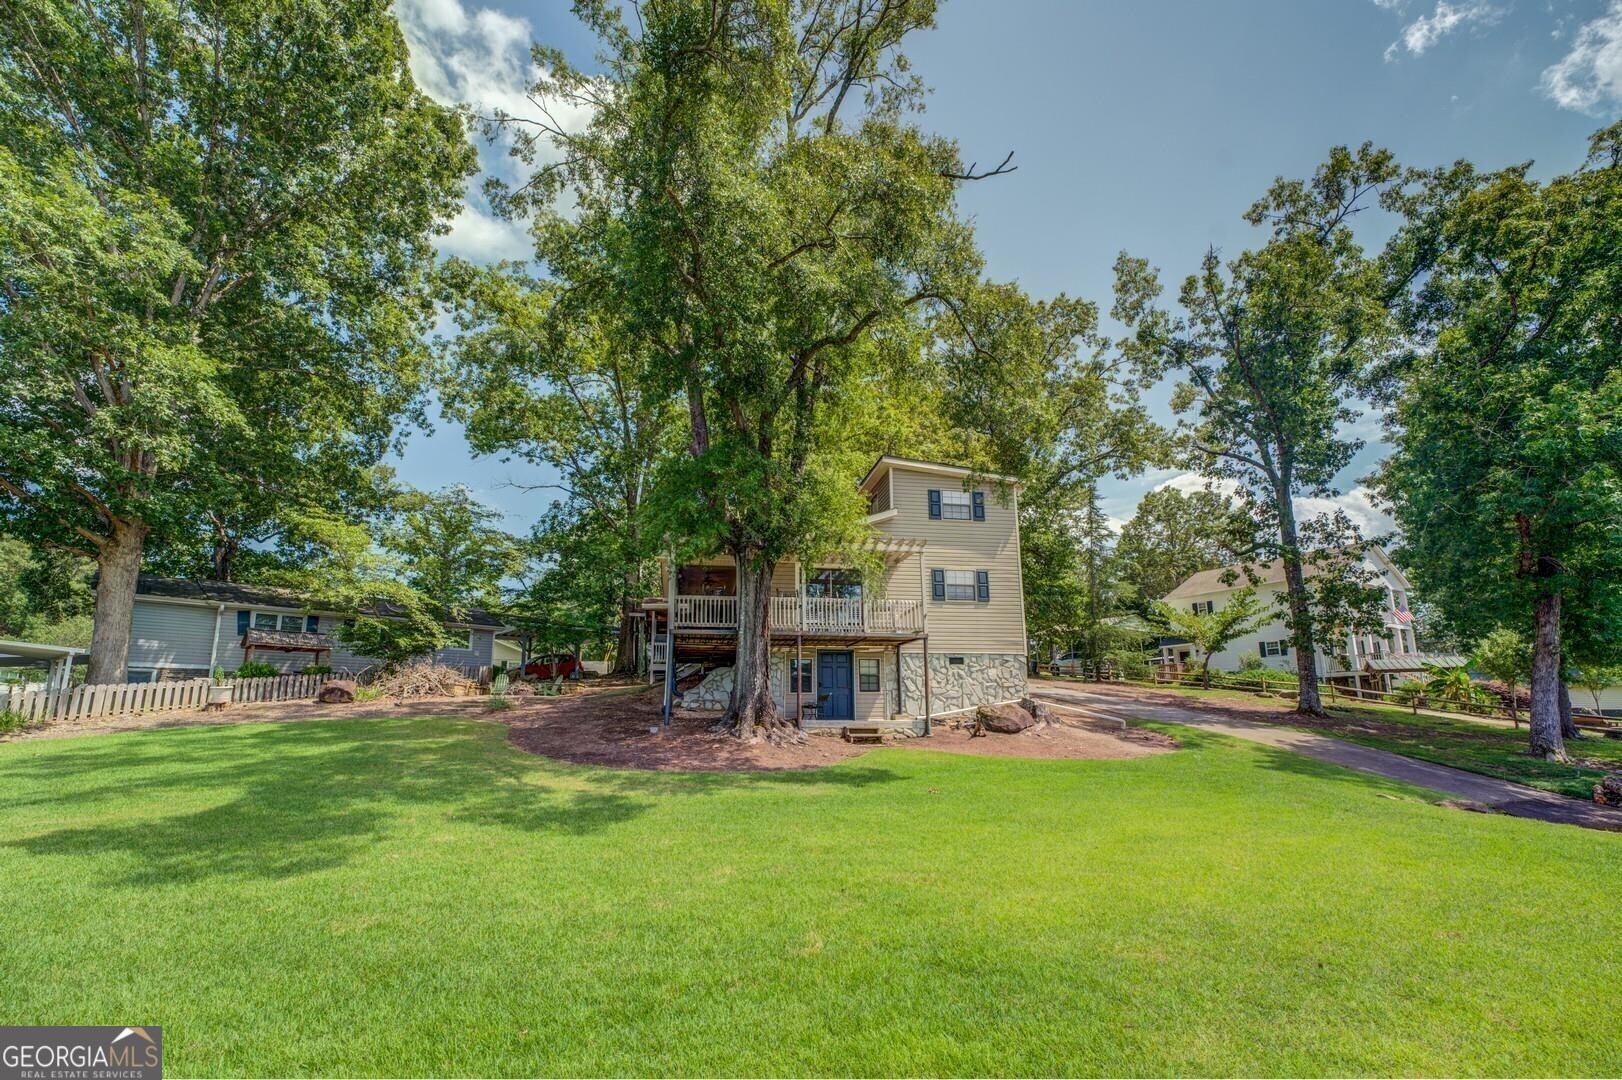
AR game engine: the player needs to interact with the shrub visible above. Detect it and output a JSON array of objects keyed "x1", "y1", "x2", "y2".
[
  {"x1": 1236, "y1": 651, "x2": 1264, "y2": 672},
  {"x1": 301, "y1": 664, "x2": 333, "y2": 676},
  {"x1": 234, "y1": 661, "x2": 280, "y2": 679},
  {"x1": 1105, "y1": 649, "x2": 1152, "y2": 681},
  {"x1": 0, "y1": 708, "x2": 29, "y2": 735},
  {"x1": 1390, "y1": 680, "x2": 1426, "y2": 706}
]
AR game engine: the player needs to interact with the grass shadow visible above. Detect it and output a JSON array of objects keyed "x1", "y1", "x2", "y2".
[{"x1": 1, "y1": 714, "x2": 904, "y2": 887}]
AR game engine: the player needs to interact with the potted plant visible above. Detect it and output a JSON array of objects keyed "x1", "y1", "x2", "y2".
[{"x1": 207, "y1": 666, "x2": 233, "y2": 709}]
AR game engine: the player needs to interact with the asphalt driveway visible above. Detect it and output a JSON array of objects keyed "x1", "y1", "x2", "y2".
[{"x1": 1029, "y1": 679, "x2": 1622, "y2": 832}]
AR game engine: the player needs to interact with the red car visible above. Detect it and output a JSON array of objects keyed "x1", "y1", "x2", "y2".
[{"x1": 523, "y1": 654, "x2": 580, "y2": 680}]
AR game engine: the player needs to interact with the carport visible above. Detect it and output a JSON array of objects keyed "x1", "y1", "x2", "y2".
[{"x1": 0, "y1": 639, "x2": 87, "y2": 691}]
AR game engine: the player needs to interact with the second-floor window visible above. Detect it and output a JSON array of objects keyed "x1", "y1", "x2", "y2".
[
  {"x1": 927, "y1": 488, "x2": 986, "y2": 520},
  {"x1": 932, "y1": 569, "x2": 991, "y2": 602},
  {"x1": 1191, "y1": 601, "x2": 1215, "y2": 615}
]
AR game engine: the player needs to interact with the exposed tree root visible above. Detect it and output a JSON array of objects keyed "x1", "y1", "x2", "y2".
[{"x1": 713, "y1": 710, "x2": 807, "y2": 745}]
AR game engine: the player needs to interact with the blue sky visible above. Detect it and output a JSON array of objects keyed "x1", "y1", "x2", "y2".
[{"x1": 391, "y1": 0, "x2": 1622, "y2": 537}]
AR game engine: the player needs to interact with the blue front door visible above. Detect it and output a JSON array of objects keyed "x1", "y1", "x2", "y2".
[{"x1": 817, "y1": 650, "x2": 854, "y2": 721}]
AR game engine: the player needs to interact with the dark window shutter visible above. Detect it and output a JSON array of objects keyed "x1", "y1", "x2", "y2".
[
  {"x1": 975, "y1": 570, "x2": 990, "y2": 602},
  {"x1": 927, "y1": 489, "x2": 942, "y2": 519},
  {"x1": 306, "y1": 614, "x2": 319, "y2": 632},
  {"x1": 236, "y1": 610, "x2": 250, "y2": 634},
  {"x1": 1278, "y1": 640, "x2": 1290, "y2": 655},
  {"x1": 972, "y1": 491, "x2": 985, "y2": 520},
  {"x1": 930, "y1": 568, "x2": 946, "y2": 601}
]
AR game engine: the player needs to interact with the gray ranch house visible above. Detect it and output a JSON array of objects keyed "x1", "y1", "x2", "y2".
[{"x1": 124, "y1": 576, "x2": 503, "y2": 682}]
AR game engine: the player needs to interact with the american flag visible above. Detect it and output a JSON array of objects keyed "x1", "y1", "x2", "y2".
[{"x1": 1391, "y1": 608, "x2": 1413, "y2": 624}]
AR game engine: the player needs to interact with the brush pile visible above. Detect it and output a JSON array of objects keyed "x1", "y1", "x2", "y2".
[{"x1": 373, "y1": 663, "x2": 479, "y2": 700}]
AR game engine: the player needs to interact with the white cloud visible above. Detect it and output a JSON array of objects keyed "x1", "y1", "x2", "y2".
[
  {"x1": 397, "y1": 0, "x2": 545, "y2": 128},
  {"x1": 1155, "y1": 472, "x2": 1240, "y2": 498},
  {"x1": 394, "y1": 0, "x2": 595, "y2": 264},
  {"x1": 1293, "y1": 486, "x2": 1397, "y2": 540},
  {"x1": 437, "y1": 204, "x2": 534, "y2": 263},
  {"x1": 1540, "y1": 0, "x2": 1622, "y2": 113},
  {"x1": 1384, "y1": 0, "x2": 1500, "y2": 61},
  {"x1": 1150, "y1": 473, "x2": 1396, "y2": 540}
]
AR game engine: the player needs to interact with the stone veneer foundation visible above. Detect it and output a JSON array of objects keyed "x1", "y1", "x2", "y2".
[
  {"x1": 899, "y1": 653, "x2": 1027, "y2": 716},
  {"x1": 679, "y1": 651, "x2": 1027, "y2": 719}
]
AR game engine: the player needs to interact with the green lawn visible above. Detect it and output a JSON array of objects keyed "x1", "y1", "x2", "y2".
[
  {"x1": 1140, "y1": 682, "x2": 1622, "y2": 800},
  {"x1": 2, "y1": 716, "x2": 1620, "y2": 1076}
]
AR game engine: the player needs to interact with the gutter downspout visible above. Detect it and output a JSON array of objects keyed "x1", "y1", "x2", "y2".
[{"x1": 207, "y1": 603, "x2": 225, "y2": 673}]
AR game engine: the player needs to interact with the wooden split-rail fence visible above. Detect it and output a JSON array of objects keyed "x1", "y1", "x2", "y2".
[{"x1": 2, "y1": 673, "x2": 335, "y2": 727}]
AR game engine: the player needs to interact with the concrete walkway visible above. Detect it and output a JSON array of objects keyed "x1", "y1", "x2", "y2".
[{"x1": 1030, "y1": 680, "x2": 1622, "y2": 832}]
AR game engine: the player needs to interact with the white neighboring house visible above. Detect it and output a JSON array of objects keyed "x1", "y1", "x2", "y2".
[{"x1": 1156, "y1": 545, "x2": 1464, "y2": 691}]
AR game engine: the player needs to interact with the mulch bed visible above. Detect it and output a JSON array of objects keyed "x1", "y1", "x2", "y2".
[{"x1": 500, "y1": 685, "x2": 1173, "y2": 772}]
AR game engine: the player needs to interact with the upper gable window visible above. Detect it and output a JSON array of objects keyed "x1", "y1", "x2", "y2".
[{"x1": 927, "y1": 487, "x2": 986, "y2": 521}]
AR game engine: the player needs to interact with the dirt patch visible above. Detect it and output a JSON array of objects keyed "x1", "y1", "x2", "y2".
[
  {"x1": 503, "y1": 686, "x2": 870, "y2": 771},
  {"x1": 899, "y1": 716, "x2": 1174, "y2": 760},
  {"x1": 503, "y1": 687, "x2": 1173, "y2": 771}
]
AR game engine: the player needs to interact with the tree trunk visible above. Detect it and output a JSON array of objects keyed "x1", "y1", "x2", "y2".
[
  {"x1": 1276, "y1": 499, "x2": 1324, "y2": 716},
  {"x1": 613, "y1": 606, "x2": 640, "y2": 675},
  {"x1": 1527, "y1": 590, "x2": 1567, "y2": 761},
  {"x1": 1558, "y1": 678, "x2": 1580, "y2": 741},
  {"x1": 724, "y1": 550, "x2": 779, "y2": 736},
  {"x1": 1201, "y1": 654, "x2": 1212, "y2": 689},
  {"x1": 210, "y1": 533, "x2": 238, "y2": 581},
  {"x1": 87, "y1": 518, "x2": 149, "y2": 684}
]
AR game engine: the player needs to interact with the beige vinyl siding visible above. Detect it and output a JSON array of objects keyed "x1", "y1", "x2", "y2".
[
  {"x1": 868, "y1": 469, "x2": 893, "y2": 514},
  {"x1": 771, "y1": 561, "x2": 798, "y2": 594},
  {"x1": 877, "y1": 466, "x2": 1026, "y2": 655},
  {"x1": 771, "y1": 645, "x2": 900, "y2": 722}
]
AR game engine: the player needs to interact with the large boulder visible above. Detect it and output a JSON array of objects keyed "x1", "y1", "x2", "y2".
[
  {"x1": 316, "y1": 679, "x2": 356, "y2": 704},
  {"x1": 977, "y1": 702, "x2": 1036, "y2": 734}
]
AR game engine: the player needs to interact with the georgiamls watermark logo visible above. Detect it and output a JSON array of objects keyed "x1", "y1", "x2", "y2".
[{"x1": 1, "y1": 1026, "x2": 162, "y2": 1080}]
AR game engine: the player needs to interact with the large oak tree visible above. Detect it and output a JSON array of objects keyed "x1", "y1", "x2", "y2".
[
  {"x1": 0, "y1": 0, "x2": 474, "y2": 681},
  {"x1": 1113, "y1": 145, "x2": 1403, "y2": 715},
  {"x1": 1374, "y1": 124, "x2": 1622, "y2": 760},
  {"x1": 493, "y1": 0, "x2": 1033, "y2": 734}
]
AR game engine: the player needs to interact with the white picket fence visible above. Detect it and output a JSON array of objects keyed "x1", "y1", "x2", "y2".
[{"x1": 2, "y1": 673, "x2": 333, "y2": 727}]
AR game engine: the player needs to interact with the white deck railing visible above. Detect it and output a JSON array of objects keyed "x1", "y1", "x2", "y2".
[
  {"x1": 672, "y1": 594, "x2": 737, "y2": 630},
  {"x1": 678, "y1": 595, "x2": 924, "y2": 634}
]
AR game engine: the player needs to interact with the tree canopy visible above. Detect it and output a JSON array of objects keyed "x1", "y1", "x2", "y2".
[
  {"x1": 0, "y1": 0, "x2": 475, "y2": 681},
  {"x1": 1374, "y1": 123, "x2": 1622, "y2": 758}
]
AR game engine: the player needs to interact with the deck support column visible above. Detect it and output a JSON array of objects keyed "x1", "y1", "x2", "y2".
[
  {"x1": 921, "y1": 634, "x2": 932, "y2": 735},
  {"x1": 795, "y1": 634, "x2": 803, "y2": 727},
  {"x1": 662, "y1": 622, "x2": 676, "y2": 726},
  {"x1": 894, "y1": 642, "x2": 903, "y2": 718}
]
